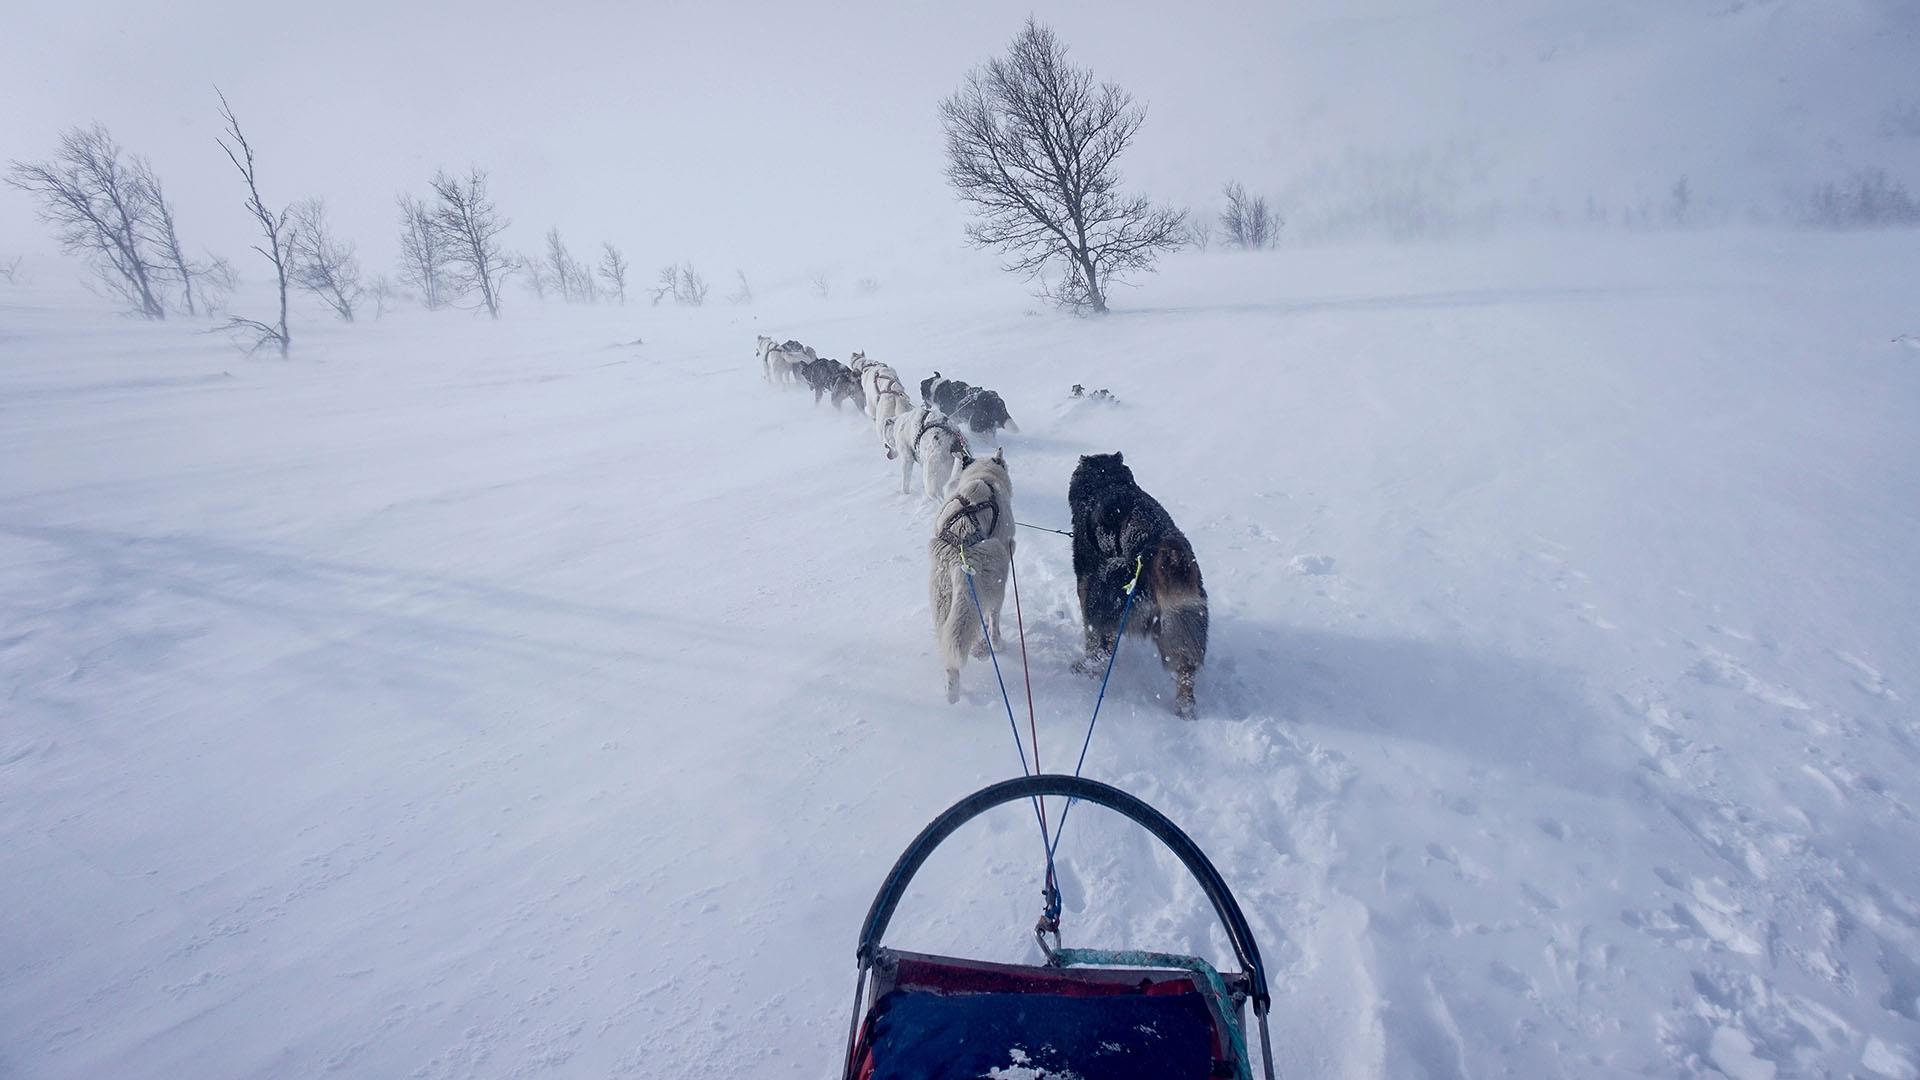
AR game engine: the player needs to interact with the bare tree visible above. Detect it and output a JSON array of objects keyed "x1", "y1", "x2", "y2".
[
  {"x1": 216, "y1": 90, "x2": 291, "y2": 356},
  {"x1": 198, "y1": 255, "x2": 237, "y2": 314},
  {"x1": 807, "y1": 267, "x2": 831, "y2": 299},
  {"x1": 544, "y1": 227, "x2": 583, "y2": 302},
  {"x1": 940, "y1": 19, "x2": 1186, "y2": 313},
  {"x1": 367, "y1": 275, "x2": 396, "y2": 319},
  {"x1": 396, "y1": 193, "x2": 450, "y2": 309},
  {"x1": 1185, "y1": 217, "x2": 1213, "y2": 252},
  {"x1": 519, "y1": 250, "x2": 551, "y2": 299},
  {"x1": 652, "y1": 264, "x2": 678, "y2": 306},
  {"x1": 288, "y1": 198, "x2": 364, "y2": 321},
  {"x1": 0, "y1": 256, "x2": 21, "y2": 285},
  {"x1": 429, "y1": 167, "x2": 514, "y2": 318},
  {"x1": 678, "y1": 263, "x2": 709, "y2": 306},
  {"x1": 856, "y1": 276, "x2": 880, "y2": 296},
  {"x1": 728, "y1": 269, "x2": 753, "y2": 305},
  {"x1": 130, "y1": 161, "x2": 207, "y2": 316},
  {"x1": 1219, "y1": 181, "x2": 1278, "y2": 249},
  {"x1": 7, "y1": 125, "x2": 168, "y2": 318},
  {"x1": 598, "y1": 242, "x2": 629, "y2": 304}
]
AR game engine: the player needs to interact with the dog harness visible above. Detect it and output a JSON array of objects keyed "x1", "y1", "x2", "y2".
[
  {"x1": 915, "y1": 411, "x2": 968, "y2": 458},
  {"x1": 937, "y1": 479, "x2": 1003, "y2": 551}
]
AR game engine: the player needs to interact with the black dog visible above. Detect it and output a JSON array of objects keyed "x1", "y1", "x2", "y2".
[
  {"x1": 798, "y1": 357, "x2": 863, "y2": 411},
  {"x1": 1068, "y1": 452, "x2": 1208, "y2": 718},
  {"x1": 920, "y1": 372, "x2": 1019, "y2": 437}
]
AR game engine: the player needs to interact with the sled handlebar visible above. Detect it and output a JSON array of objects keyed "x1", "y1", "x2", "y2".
[{"x1": 854, "y1": 773, "x2": 1271, "y2": 1012}]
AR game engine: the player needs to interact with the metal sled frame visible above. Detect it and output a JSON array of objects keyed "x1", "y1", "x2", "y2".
[{"x1": 842, "y1": 774, "x2": 1276, "y2": 1080}]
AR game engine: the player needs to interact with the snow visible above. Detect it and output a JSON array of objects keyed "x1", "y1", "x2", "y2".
[{"x1": 4, "y1": 228, "x2": 1919, "y2": 1077}]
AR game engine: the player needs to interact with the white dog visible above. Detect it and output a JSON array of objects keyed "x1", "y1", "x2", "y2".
[
  {"x1": 928, "y1": 451, "x2": 1014, "y2": 703},
  {"x1": 884, "y1": 405, "x2": 969, "y2": 499},
  {"x1": 759, "y1": 336, "x2": 814, "y2": 385},
  {"x1": 871, "y1": 381, "x2": 913, "y2": 446},
  {"x1": 861, "y1": 362, "x2": 907, "y2": 418}
]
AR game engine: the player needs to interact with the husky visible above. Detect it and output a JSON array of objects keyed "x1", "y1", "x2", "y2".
[
  {"x1": 871, "y1": 381, "x2": 913, "y2": 445},
  {"x1": 798, "y1": 357, "x2": 863, "y2": 410},
  {"x1": 847, "y1": 350, "x2": 878, "y2": 375},
  {"x1": 861, "y1": 362, "x2": 909, "y2": 419},
  {"x1": 920, "y1": 372, "x2": 1019, "y2": 437},
  {"x1": 759, "y1": 336, "x2": 814, "y2": 385},
  {"x1": 1067, "y1": 452, "x2": 1208, "y2": 718},
  {"x1": 883, "y1": 404, "x2": 969, "y2": 499},
  {"x1": 929, "y1": 451, "x2": 1014, "y2": 703}
]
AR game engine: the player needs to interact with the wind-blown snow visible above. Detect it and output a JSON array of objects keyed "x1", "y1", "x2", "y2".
[{"x1": 3, "y1": 230, "x2": 1918, "y2": 1077}]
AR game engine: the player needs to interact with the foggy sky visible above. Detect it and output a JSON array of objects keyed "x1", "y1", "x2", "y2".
[{"x1": 5, "y1": 1, "x2": 1915, "y2": 291}]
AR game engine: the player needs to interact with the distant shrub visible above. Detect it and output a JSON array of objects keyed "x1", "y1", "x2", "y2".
[{"x1": 1800, "y1": 170, "x2": 1920, "y2": 229}]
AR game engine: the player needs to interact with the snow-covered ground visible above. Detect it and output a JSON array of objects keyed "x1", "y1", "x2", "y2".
[{"x1": 4, "y1": 230, "x2": 1918, "y2": 1078}]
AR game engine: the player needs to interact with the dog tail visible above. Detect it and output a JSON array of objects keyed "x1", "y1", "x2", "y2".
[
  {"x1": 1146, "y1": 538, "x2": 1208, "y2": 670},
  {"x1": 939, "y1": 562, "x2": 980, "y2": 668}
]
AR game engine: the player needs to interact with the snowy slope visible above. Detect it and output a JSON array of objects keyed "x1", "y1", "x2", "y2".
[{"x1": 4, "y1": 230, "x2": 1919, "y2": 1078}]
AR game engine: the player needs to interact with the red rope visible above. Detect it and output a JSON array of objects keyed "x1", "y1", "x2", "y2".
[{"x1": 1008, "y1": 552, "x2": 1047, "y2": 835}]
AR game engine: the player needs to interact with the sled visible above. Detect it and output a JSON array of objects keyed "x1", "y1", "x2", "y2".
[{"x1": 842, "y1": 774, "x2": 1276, "y2": 1080}]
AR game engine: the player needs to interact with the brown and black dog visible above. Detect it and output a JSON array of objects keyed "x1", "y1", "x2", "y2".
[{"x1": 1068, "y1": 452, "x2": 1208, "y2": 718}]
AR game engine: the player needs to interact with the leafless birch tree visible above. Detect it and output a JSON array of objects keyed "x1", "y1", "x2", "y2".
[
  {"x1": 130, "y1": 161, "x2": 209, "y2": 316},
  {"x1": 939, "y1": 19, "x2": 1185, "y2": 313},
  {"x1": 544, "y1": 228, "x2": 576, "y2": 301},
  {"x1": 429, "y1": 168, "x2": 514, "y2": 318},
  {"x1": 216, "y1": 90, "x2": 292, "y2": 355},
  {"x1": 288, "y1": 198, "x2": 364, "y2": 321},
  {"x1": 678, "y1": 263, "x2": 709, "y2": 306},
  {"x1": 1219, "y1": 181, "x2": 1279, "y2": 249},
  {"x1": 367, "y1": 275, "x2": 396, "y2": 319},
  {"x1": 652, "y1": 264, "x2": 678, "y2": 306},
  {"x1": 598, "y1": 242, "x2": 629, "y2": 304},
  {"x1": 728, "y1": 270, "x2": 753, "y2": 305},
  {"x1": 396, "y1": 193, "x2": 450, "y2": 309},
  {"x1": 520, "y1": 251, "x2": 551, "y2": 299},
  {"x1": 7, "y1": 125, "x2": 168, "y2": 318}
]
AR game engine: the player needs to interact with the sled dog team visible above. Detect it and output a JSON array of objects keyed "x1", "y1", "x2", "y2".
[{"x1": 756, "y1": 335, "x2": 1209, "y2": 718}]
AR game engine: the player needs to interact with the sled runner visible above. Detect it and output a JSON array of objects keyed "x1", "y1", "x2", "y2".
[{"x1": 842, "y1": 774, "x2": 1276, "y2": 1080}]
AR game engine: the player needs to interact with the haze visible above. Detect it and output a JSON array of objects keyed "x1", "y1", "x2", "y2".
[{"x1": 6, "y1": 0, "x2": 1915, "y2": 292}]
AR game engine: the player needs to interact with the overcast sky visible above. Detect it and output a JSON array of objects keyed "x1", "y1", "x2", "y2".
[{"x1": 5, "y1": 1, "x2": 1915, "y2": 291}]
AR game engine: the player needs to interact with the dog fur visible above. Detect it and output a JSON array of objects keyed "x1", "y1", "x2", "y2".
[
  {"x1": 929, "y1": 451, "x2": 1014, "y2": 703},
  {"x1": 1067, "y1": 452, "x2": 1208, "y2": 718},
  {"x1": 870, "y1": 381, "x2": 913, "y2": 444},
  {"x1": 797, "y1": 357, "x2": 864, "y2": 411},
  {"x1": 883, "y1": 404, "x2": 969, "y2": 499},
  {"x1": 862, "y1": 362, "x2": 910, "y2": 419},
  {"x1": 758, "y1": 336, "x2": 814, "y2": 385},
  {"x1": 919, "y1": 372, "x2": 1020, "y2": 437}
]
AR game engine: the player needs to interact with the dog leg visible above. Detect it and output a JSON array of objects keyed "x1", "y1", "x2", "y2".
[
  {"x1": 946, "y1": 666, "x2": 961, "y2": 704},
  {"x1": 1071, "y1": 627, "x2": 1114, "y2": 676},
  {"x1": 901, "y1": 450, "x2": 915, "y2": 495},
  {"x1": 1173, "y1": 671, "x2": 1197, "y2": 719}
]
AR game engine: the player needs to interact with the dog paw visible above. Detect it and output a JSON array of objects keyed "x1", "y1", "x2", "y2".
[{"x1": 971, "y1": 640, "x2": 990, "y2": 659}]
